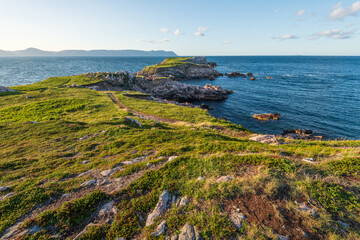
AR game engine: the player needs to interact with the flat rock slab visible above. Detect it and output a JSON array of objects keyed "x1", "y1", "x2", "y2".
[
  {"x1": 146, "y1": 190, "x2": 172, "y2": 226},
  {"x1": 249, "y1": 134, "x2": 279, "y2": 145},
  {"x1": 216, "y1": 175, "x2": 233, "y2": 183},
  {"x1": 152, "y1": 220, "x2": 167, "y2": 236}
]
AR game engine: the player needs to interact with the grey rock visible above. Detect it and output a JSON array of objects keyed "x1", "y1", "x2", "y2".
[
  {"x1": 125, "y1": 117, "x2": 142, "y2": 128},
  {"x1": 99, "y1": 201, "x2": 117, "y2": 217},
  {"x1": 277, "y1": 235, "x2": 288, "y2": 240},
  {"x1": 179, "y1": 223, "x2": 202, "y2": 240},
  {"x1": 171, "y1": 235, "x2": 179, "y2": 240},
  {"x1": 0, "y1": 186, "x2": 9, "y2": 192},
  {"x1": 80, "y1": 179, "x2": 97, "y2": 187},
  {"x1": 100, "y1": 169, "x2": 116, "y2": 177},
  {"x1": 2, "y1": 192, "x2": 15, "y2": 200},
  {"x1": 0, "y1": 86, "x2": 16, "y2": 93},
  {"x1": 146, "y1": 190, "x2": 172, "y2": 226},
  {"x1": 302, "y1": 158, "x2": 316, "y2": 163},
  {"x1": 168, "y1": 156, "x2": 178, "y2": 162},
  {"x1": 338, "y1": 220, "x2": 350, "y2": 229},
  {"x1": 61, "y1": 193, "x2": 70, "y2": 198},
  {"x1": 152, "y1": 220, "x2": 167, "y2": 236},
  {"x1": 19, "y1": 225, "x2": 43, "y2": 237},
  {"x1": 249, "y1": 134, "x2": 279, "y2": 145},
  {"x1": 78, "y1": 170, "x2": 93, "y2": 177},
  {"x1": 229, "y1": 210, "x2": 246, "y2": 229},
  {"x1": 81, "y1": 160, "x2": 89, "y2": 164},
  {"x1": 216, "y1": 175, "x2": 233, "y2": 183},
  {"x1": 146, "y1": 162, "x2": 153, "y2": 168},
  {"x1": 197, "y1": 176, "x2": 205, "y2": 181},
  {"x1": 178, "y1": 196, "x2": 190, "y2": 207}
]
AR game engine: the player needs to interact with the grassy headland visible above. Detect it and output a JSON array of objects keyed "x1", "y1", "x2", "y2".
[{"x1": 0, "y1": 74, "x2": 359, "y2": 240}]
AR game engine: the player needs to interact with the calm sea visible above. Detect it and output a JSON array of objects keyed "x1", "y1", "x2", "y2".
[{"x1": 0, "y1": 56, "x2": 359, "y2": 139}]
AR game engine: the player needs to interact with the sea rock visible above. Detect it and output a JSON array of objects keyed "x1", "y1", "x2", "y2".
[
  {"x1": 152, "y1": 220, "x2": 167, "y2": 236},
  {"x1": 252, "y1": 113, "x2": 280, "y2": 121},
  {"x1": 229, "y1": 209, "x2": 246, "y2": 229},
  {"x1": 266, "y1": 76, "x2": 272, "y2": 79},
  {"x1": 226, "y1": 71, "x2": 246, "y2": 78},
  {"x1": 201, "y1": 104, "x2": 210, "y2": 110},
  {"x1": 209, "y1": 75, "x2": 215, "y2": 81},
  {"x1": 216, "y1": 175, "x2": 233, "y2": 183},
  {"x1": 282, "y1": 129, "x2": 313, "y2": 135},
  {"x1": 250, "y1": 77, "x2": 256, "y2": 80},
  {"x1": 247, "y1": 73, "x2": 253, "y2": 77},
  {"x1": 208, "y1": 61, "x2": 217, "y2": 68},
  {"x1": 179, "y1": 223, "x2": 202, "y2": 240},
  {"x1": 146, "y1": 190, "x2": 172, "y2": 226},
  {"x1": 249, "y1": 134, "x2": 279, "y2": 145}
]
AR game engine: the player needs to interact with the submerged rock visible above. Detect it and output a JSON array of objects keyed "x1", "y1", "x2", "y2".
[{"x1": 252, "y1": 113, "x2": 280, "y2": 121}]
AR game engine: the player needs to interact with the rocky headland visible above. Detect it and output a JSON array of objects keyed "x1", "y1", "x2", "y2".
[{"x1": 82, "y1": 57, "x2": 231, "y2": 102}]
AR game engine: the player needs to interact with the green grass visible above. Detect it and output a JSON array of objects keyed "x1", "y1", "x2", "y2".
[
  {"x1": 0, "y1": 74, "x2": 359, "y2": 239},
  {"x1": 139, "y1": 57, "x2": 196, "y2": 75}
]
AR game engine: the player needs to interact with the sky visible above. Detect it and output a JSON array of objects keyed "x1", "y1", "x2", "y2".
[{"x1": 0, "y1": 0, "x2": 359, "y2": 55}]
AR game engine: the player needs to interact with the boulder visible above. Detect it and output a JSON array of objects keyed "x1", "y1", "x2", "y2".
[
  {"x1": 146, "y1": 190, "x2": 172, "y2": 226},
  {"x1": 226, "y1": 71, "x2": 246, "y2": 78},
  {"x1": 209, "y1": 75, "x2": 215, "y2": 81},
  {"x1": 252, "y1": 113, "x2": 280, "y2": 121},
  {"x1": 178, "y1": 196, "x2": 190, "y2": 207},
  {"x1": 168, "y1": 156, "x2": 178, "y2": 162},
  {"x1": 98, "y1": 201, "x2": 117, "y2": 217},
  {"x1": 179, "y1": 223, "x2": 202, "y2": 240},
  {"x1": 208, "y1": 61, "x2": 217, "y2": 68}
]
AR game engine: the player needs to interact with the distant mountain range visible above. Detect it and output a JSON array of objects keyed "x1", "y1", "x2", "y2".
[{"x1": 0, "y1": 48, "x2": 177, "y2": 57}]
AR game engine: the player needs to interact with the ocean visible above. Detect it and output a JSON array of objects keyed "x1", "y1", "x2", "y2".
[{"x1": 0, "y1": 56, "x2": 359, "y2": 139}]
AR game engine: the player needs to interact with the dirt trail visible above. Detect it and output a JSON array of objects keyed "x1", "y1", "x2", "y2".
[{"x1": 107, "y1": 92, "x2": 249, "y2": 138}]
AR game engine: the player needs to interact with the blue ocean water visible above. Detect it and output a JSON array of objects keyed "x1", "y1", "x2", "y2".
[{"x1": 0, "y1": 56, "x2": 359, "y2": 139}]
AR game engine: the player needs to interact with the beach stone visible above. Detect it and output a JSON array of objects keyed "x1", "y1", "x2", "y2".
[
  {"x1": 216, "y1": 175, "x2": 233, "y2": 183},
  {"x1": 229, "y1": 210, "x2": 246, "y2": 229},
  {"x1": 146, "y1": 190, "x2": 172, "y2": 226},
  {"x1": 168, "y1": 156, "x2": 178, "y2": 162},
  {"x1": 80, "y1": 179, "x2": 97, "y2": 187},
  {"x1": 249, "y1": 134, "x2": 279, "y2": 145},
  {"x1": 152, "y1": 220, "x2": 167, "y2": 236},
  {"x1": 179, "y1": 223, "x2": 202, "y2": 240}
]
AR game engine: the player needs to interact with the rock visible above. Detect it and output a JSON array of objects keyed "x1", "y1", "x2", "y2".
[
  {"x1": 61, "y1": 193, "x2": 70, "y2": 198},
  {"x1": 152, "y1": 220, "x2": 167, "y2": 236},
  {"x1": 122, "y1": 156, "x2": 146, "y2": 165},
  {"x1": 146, "y1": 163, "x2": 153, "y2": 168},
  {"x1": 247, "y1": 73, "x2": 253, "y2": 77},
  {"x1": 82, "y1": 160, "x2": 89, "y2": 164},
  {"x1": 249, "y1": 134, "x2": 279, "y2": 145},
  {"x1": 116, "y1": 238, "x2": 126, "y2": 240},
  {"x1": 0, "y1": 186, "x2": 9, "y2": 192},
  {"x1": 229, "y1": 209, "x2": 246, "y2": 229},
  {"x1": 226, "y1": 71, "x2": 246, "y2": 78},
  {"x1": 282, "y1": 129, "x2": 313, "y2": 135},
  {"x1": 298, "y1": 203, "x2": 318, "y2": 217},
  {"x1": 209, "y1": 75, "x2": 215, "y2": 81},
  {"x1": 266, "y1": 76, "x2": 272, "y2": 79},
  {"x1": 178, "y1": 196, "x2": 190, "y2": 207},
  {"x1": 100, "y1": 169, "x2": 116, "y2": 177},
  {"x1": 146, "y1": 190, "x2": 172, "y2": 226},
  {"x1": 337, "y1": 220, "x2": 349, "y2": 229},
  {"x1": 18, "y1": 225, "x2": 43, "y2": 238},
  {"x1": 201, "y1": 104, "x2": 210, "y2": 110},
  {"x1": 208, "y1": 61, "x2": 217, "y2": 68},
  {"x1": 78, "y1": 170, "x2": 93, "y2": 177},
  {"x1": 168, "y1": 156, "x2": 178, "y2": 162},
  {"x1": 216, "y1": 175, "x2": 233, "y2": 183},
  {"x1": 277, "y1": 235, "x2": 288, "y2": 240},
  {"x1": 99, "y1": 201, "x2": 117, "y2": 217},
  {"x1": 0, "y1": 86, "x2": 16, "y2": 93},
  {"x1": 2, "y1": 192, "x2": 15, "y2": 200},
  {"x1": 302, "y1": 158, "x2": 316, "y2": 163},
  {"x1": 197, "y1": 176, "x2": 205, "y2": 181},
  {"x1": 250, "y1": 77, "x2": 256, "y2": 80},
  {"x1": 125, "y1": 117, "x2": 142, "y2": 128},
  {"x1": 26, "y1": 95, "x2": 32, "y2": 98},
  {"x1": 80, "y1": 179, "x2": 97, "y2": 187},
  {"x1": 179, "y1": 223, "x2": 202, "y2": 240},
  {"x1": 252, "y1": 113, "x2": 280, "y2": 121}
]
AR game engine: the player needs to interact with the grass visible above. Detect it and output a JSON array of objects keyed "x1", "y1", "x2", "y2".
[
  {"x1": 0, "y1": 74, "x2": 359, "y2": 239},
  {"x1": 139, "y1": 57, "x2": 198, "y2": 75}
]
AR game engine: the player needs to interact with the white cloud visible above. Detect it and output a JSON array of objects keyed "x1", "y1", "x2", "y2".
[
  {"x1": 159, "y1": 38, "x2": 170, "y2": 43},
  {"x1": 136, "y1": 39, "x2": 154, "y2": 43},
  {"x1": 296, "y1": 9, "x2": 306, "y2": 16},
  {"x1": 328, "y1": 1, "x2": 360, "y2": 20},
  {"x1": 309, "y1": 29, "x2": 355, "y2": 40},
  {"x1": 273, "y1": 34, "x2": 300, "y2": 40},
  {"x1": 222, "y1": 41, "x2": 231, "y2": 44},
  {"x1": 174, "y1": 29, "x2": 180, "y2": 35},
  {"x1": 160, "y1": 28, "x2": 169, "y2": 33},
  {"x1": 194, "y1": 26, "x2": 209, "y2": 36}
]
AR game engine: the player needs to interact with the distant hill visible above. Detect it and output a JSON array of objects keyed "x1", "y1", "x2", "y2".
[{"x1": 0, "y1": 48, "x2": 177, "y2": 57}]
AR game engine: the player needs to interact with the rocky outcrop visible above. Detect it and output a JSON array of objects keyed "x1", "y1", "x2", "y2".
[
  {"x1": 0, "y1": 86, "x2": 16, "y2": 93},
  {"x1": 249, "y1": 134, "x2": 279, "y2": 145},
  {"x1": 179, "y1": 223, "x2": 202, "y2": 240},
  {"x1": 138, "y1": 57, "x2": 221, "y2": 80},
  {"x1": 282, "y1": 129, "x2": 323, "y2": 140},
  {"x1": 225, "y1": 71, "x2": 246, "y2": 78},
  {"x1": 146, "y1": 190, "x2": 172, "y2": 226},
  {"x1": 252, "y1": 113, "x2": 280, "y2": 121}
]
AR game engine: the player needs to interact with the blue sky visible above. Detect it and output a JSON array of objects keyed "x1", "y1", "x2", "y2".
[{"x1": 0, "y1": 0, "x2": 359, "y2": 55}]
